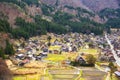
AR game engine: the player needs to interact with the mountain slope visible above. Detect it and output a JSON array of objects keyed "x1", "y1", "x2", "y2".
[
  {"x1": 41, "y1": 0, "x2": 120, "y2": 12},
  {"x1": 0, "y1": 2, "x2": 33, "y2": 27},
  {"x1": 81, "y1": 0, "x2": 119, "y2": 12},
  {"x1": 40, "y1": 0, "x2": 90, "y2": 11}
]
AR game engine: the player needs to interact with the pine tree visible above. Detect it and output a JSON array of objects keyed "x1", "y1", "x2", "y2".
[
  {"x1": 47, "y1": 36, "x2": 51, "y2": 46},
  {"x1": 5, "y1": 39, "x2": 15, "y2": 55},
  {"x1": 0, "y1": 47, "x2": 5, "y2": 59}
]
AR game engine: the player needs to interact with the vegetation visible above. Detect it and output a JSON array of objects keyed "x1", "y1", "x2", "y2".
[
  {"x1": 99, "y1": 8, "x2": 120, "y2": 28},
  {"x1": 40, "y1": 5, "x2": 105, "y2": 35},
  {"x1": 0, "y1": 39, "x2": 15, "y2": 59},
  {"x1": 53, "y1": 12, "x2": 73, "y2": 25},
  {"x1": 0, "y1": 15, "x2": 67, "y2": 39},
  {"x1": 71, "y1": 54, "x2": 96, "y2": 67},
  {"x1": 99, "y1": 8, "x2": 117, "y2": 18},
  {"x1": 52, "y1": 11, "x2": 105, "y2": 35},
  {"x1": 108, "y1": 62, "x2": 117, "y2": 80},
  {"x1": 85, "y1": 54, "x2": 96, "y2": 65},
  {"x1": 5, "y1": 39, "x2": 15, "y2": 55},
  {"x1": 41, "y1": 4, "x2": 54, "y2": 16},
  {"x1": 47, "y1": 36, "x2": 52, "y2": 46},
  {"x1": 0, "y1": 0, "x2": 109, "y2": 38},
  {"x1": 70, "y1": 61, "x2": 95, "y2": 67},
  {"x1": 106, "y1": 18, "x2": 120, "y2": 28},
  {"x1": 0, "y1": 47, "x2": 5, "y2": 59},
  {"x1": 44, "y1": 54, "x2": 66, "y2": 62},
  {"x1": 0, "y1": 0, "x2": 114, "y2": 38},
  {"x1": 0, "y1": 59, "x2": 13, "y2": 80},
  {"x1": 68, "y1": 21, "x2": 104, "y2": 35},
  {"x1": 0, "y1": 19, "x2": 11, "y2": 33},
  {"x1": 76, "y1": 7, "x2": 95, "y2": 16},
  {"x1": 13, "y1": 17, "x2": 39, "y2": 39},
  {"x1": 64, "y1": 5, "x2": 75, "y2": 9},
  {"x1": 13, "y1": 74, "x2": 41, "y2": 80},
  {"x1": 0, "y1": 0, "x2": 26, "y2": 9},
  {"x1": 22, "y1": 0, "x2": 39, "y2": 5},
  {"x1": 79, "y1": 49, "x2": 98, "y2": 55},
  {"x1": 34, "y1": 15, "x2": 67, "y2": 34}
]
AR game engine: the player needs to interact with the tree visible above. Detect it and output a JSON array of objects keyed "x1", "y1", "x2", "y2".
[
  {"x1": 0, "y1": 59, "x2": 12, "y2": 80},
  {"x1": 47, "y1": 36, "x2": 52, "y2": 46},
  {"x1": 0, "y1": 19, "x2": 11, "y2": 33},
  {"x1": 5, "y1": 40, "x2": 15, "y2": 55},
  {"x1": 0, "y1": 47, "x2": 5, "y2": 59},
  {"x1": 22, "y1": 0, "x2": 39, "y2": 5},
  {"x1": 86, "y1": 54, "x2": 96, "y2": 65},
  {"x1": 108, "y1": 62, "x2": 117, "y2": 80}
]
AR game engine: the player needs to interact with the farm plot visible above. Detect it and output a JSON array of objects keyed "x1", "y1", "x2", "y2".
[{"x1": 49, "y1": 69, "x2": 79, "y2": 80}]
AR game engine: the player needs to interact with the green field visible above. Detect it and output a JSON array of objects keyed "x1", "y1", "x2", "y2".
[
  {"x1": 79, "y1": 48, "x2": 98, "y2": 55},
  {"x1": 13, "y1": 74, "x2": 41, "y2": 80},
  {"x1": 44, "y1": 54, "x2": 66, "y2": 62}
]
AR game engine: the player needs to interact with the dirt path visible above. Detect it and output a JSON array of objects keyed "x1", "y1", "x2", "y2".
[{"x1": 105, "y1": 73, "x2": 110, "y2": 80}]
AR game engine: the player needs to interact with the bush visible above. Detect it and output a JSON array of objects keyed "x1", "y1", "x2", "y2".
[
  {"x1": 86, "y1": 54, "x2": 96, "y2": 65},
  {"x1": 70, "y1": 61, "x2": 95, "y2": 67}
]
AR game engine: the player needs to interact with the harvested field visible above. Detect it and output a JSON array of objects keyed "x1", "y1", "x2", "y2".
[{"x1": 79, "y1": 67, "x2": 106, "y2": 80}]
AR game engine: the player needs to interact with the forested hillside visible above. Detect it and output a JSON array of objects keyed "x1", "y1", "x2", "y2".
[{"x1": 0, "y1": 0, "x2": 120, "y2": 39}]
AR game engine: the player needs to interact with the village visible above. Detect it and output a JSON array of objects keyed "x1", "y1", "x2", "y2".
[{"x1": 6, "y1": 30, "x2": 120, "y2": 80}]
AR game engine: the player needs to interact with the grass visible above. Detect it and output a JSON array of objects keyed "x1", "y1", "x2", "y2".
[
  {"x1": 44, "y1": 52, "x2": 78, "y2": 62},
  {"x1": 13, "y1": 67, "x2": 44, "y2": 80},
  {"x1": 46, "y1": 68, "x2": 53, "y2": 80},
  {"x1": 13, "y1": 68, "x2": 44, "y2": 75},
  {"x1": 13, "y1": 76, "x2": 26, "y2": 80},
  {"x1": 52, "y1": 74, "x2": 76, "y2": 78},
  {"x1": 13, "y1": 74, "x2": 41, "y2": 80},
  {"x1": 44, "y1": 54, "x2": 66, "y2": 62},
  {"x1": 79, "y1": 48, "x2": 98, "y2": 55},
  {"x1": 62, "y1": 52, "x2": 78, "y2": 60},
  {"x1": 74, "y1": 70, "x2": 83, "y2": 80},
  {"x1": 106, "y1": 74, "x2": 119, "y2": 80},
  {"x1": 79, "y1": 78, "x2": 85, "y2": 80},
  {"x1": 48, "y1": 69, "x2": 81, "y2": 80},
  {"x1": 112, "y1": 75, "x2": 119, "y2": 80}
]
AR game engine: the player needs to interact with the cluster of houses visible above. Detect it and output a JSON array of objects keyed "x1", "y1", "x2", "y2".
[
  {"x1": 12, "y1": 33, "x2": 94, "y2": 66},
  {"x1": 12, "y1": 31, "x2": 120, "y2": 67},
  {"x1": 100, "y1": 31, "x2": 120, "y2": 62}
]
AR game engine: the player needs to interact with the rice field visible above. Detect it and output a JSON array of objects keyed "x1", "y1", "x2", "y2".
[
  {"x1": 44, "y1": 54, "x2": 66, "y2": 62},
  {"x1": 79, "y1": 48, "x2": 98, "y2": 55},
  {"x1": 49, "y1": 69, "x2": 80, "y2": 80},
  {"x1": 13, "y1": 74, "x2": 41, "y2": 80}
]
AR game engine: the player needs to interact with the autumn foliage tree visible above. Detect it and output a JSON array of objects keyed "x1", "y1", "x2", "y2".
[{"x1": 0, "y1": 59, "x2": 12, "y2": 80}]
